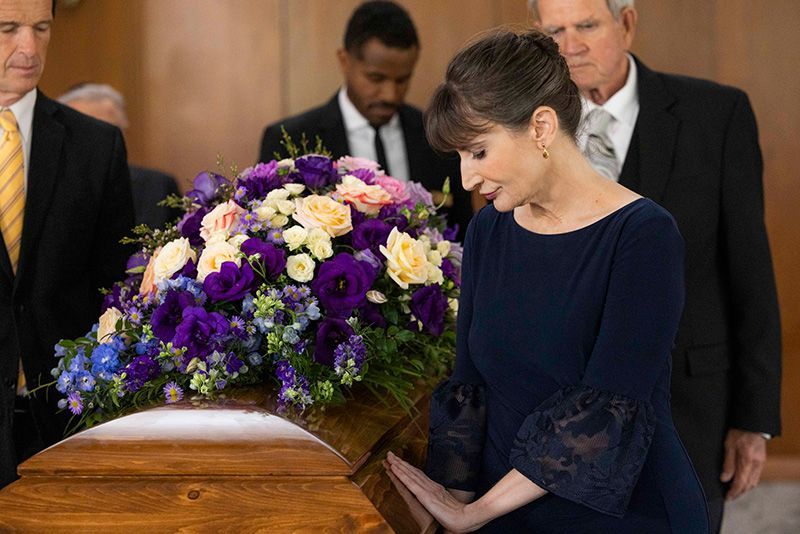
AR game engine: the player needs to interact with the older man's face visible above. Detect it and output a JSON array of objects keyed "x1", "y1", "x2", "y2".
[
  {"x1": 0, "y1": 0, "x2": 52, "y2": 106},
  {"x1": 536, "y1": 0, "x2": 635, "y2": 103}
]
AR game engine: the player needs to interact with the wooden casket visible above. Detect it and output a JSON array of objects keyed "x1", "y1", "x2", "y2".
[{"x1": 0, "y1": 386, "x2": 436, "y2": 533}]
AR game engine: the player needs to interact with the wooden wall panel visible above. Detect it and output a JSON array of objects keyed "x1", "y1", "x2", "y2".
[{"x1": 139, "y1": 0, "x2": 282, "y2": 188}]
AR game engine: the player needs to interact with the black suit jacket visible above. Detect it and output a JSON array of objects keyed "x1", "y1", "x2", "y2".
[
  {"x1": 259, "y1": 94, "x2": 472, "y2": 239},
  {"x1": 130, "y1": 165, "x2": 181, "y2": 230},
  {"x1": 0, "y1": 92, "x2": 134, "y2": 487},
  {"x1": 619, "y1": 58, "x2": 781, "y2": 498}
]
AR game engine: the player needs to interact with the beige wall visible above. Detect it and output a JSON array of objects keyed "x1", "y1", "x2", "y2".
[{"x1": 40, "y1": 0, "x2": 799, "y2": 457}]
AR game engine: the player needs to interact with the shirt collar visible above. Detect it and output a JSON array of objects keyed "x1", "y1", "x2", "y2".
[
  {"x1": 582, "y1": 54, "x2": 638, "y2": 127},
  {"x1": 338, "y1": 86, "x2": 400, "y2": 132},
  {"x1": 6, "y1": 88, "x2": 37, "y2": 144}
]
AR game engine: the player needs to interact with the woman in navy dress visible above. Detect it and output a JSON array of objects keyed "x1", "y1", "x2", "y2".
[{"x1": 385, "y1": 29, "x2": 709, "y2": 533}]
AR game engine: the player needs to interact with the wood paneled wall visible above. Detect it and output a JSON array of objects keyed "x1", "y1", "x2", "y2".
[{"x1": 40, "y1": 0, "x2": 798, "y2": 456}]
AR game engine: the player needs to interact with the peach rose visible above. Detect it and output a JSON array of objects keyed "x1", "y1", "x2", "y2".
[
  {"x1": 292, "y1": 195, "x2": 353, "y2": 237},
  {"x1": 379, "y1": 228, "x2": 431, "y2": 289},
  {"x1": 197, "y1": 240, "x2": 241, "y2": 282},
  {"x1": 374, "y1": 175, "x2": 409, "y2": 203},
  {"x1": 335, "y1": 175, "x2": 393, "y2": 215},
  {"x1": 139, "y1": 247, "x2": 161, "y2": 297},
  {"x1": 97, "y1": 307, "x2": 123, "y2": 344},
  {"x1": 153, "y1": 237, "x2": 196, "y2": 284},
  {"x1": 200, "y1": 200, "x2": 247, "y2": 243}
]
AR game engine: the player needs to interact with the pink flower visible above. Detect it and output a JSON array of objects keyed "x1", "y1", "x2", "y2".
[
  {"x1": 200, "y1": 200, "x2": 247, "y2": 243},
  {"x1": 336, "y1": 156, "x2": 383, "y2": 173},
  {"x1": 335, "y1": 175, "x2": 393, "y2": 215},
  {"x1": 374, "y1": 175, "x2": 409, "y2": 203}
]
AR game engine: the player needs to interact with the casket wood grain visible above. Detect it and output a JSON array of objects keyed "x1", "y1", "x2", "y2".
[{"x1": 0, "y1": 386, "x2": 436, "y2": 533}]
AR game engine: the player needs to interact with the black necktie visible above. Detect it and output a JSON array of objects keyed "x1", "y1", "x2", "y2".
[{"x1": 372, "y1": 126, "x2": 390, "y2": 175}]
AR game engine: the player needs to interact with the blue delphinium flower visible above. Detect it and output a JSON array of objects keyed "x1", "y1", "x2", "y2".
[{"x1": 334, "y1": 335, "x2": 367, "y2": 386}]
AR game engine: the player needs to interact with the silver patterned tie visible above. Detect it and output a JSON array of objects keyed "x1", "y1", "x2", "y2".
[{"x1": 584, "y1": 108, "x2": 619, "y2": 180}]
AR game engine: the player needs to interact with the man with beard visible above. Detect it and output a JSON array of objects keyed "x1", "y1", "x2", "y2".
[{"x1": 259, "y1": 1, "x2": 472, "y2": 239}]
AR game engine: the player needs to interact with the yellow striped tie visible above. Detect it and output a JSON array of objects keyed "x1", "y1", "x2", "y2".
[
  {"x1": 0, "y1": 108, "x2": 24, "y2": 272},
  {"x1": 0, "y1": 109, "x2": 27, "y2": 395}
]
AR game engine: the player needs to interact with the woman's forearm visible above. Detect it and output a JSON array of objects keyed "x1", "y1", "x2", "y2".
[{"x1": 464, "y1": 469, "x2": 547, "y2": 528}]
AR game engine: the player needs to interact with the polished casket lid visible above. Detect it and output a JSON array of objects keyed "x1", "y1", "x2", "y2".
[{"x1": 21, "y1": 386, "x2": 421, "y2": 478}]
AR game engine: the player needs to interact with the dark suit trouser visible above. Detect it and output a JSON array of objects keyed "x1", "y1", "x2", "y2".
[{"x1": 13, "y1": 395, "x2": 43, "y2": 470}]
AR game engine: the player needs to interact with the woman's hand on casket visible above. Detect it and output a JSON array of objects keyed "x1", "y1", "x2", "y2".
[{"x1": 385, "y1": 451, "x2": 488, "y2": 533}]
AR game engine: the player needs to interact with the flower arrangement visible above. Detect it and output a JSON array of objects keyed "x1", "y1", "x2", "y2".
[{"x1": 48, "y1": 143, "x2": 460, "y2": 432}]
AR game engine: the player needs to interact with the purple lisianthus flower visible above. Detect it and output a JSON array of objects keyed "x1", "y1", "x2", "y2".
[
  {"x1": 101, "y1": 283, "x2": 124, "y2": 313},
  {"x1": 176, "y1": 258, "x2": 198, "y2": 280},
  {"x1": 311, "y1": 253, "x2": 377, "y2": 318},
  {"x1": 173, "y1": 306, "x2": 230, "y2": 360},
  {"x1": 314, "y1": 317, "x2": 355, "y2": 366},
  {"x1": 296, "y1": 155, "x2": 337, "y2": 190},
  {"x1": 377, "y1": 204, "x2": 409, "y2": 233},
  {"x1": 349, "y1": 167, "x2": 376, "y2": 185},
  {"x1": 351, "y1": 218, "x2": 392, "y2": 253},
  {"x1": 410, "y1": 285, "x2": 449, "y2": 336},
  {"x1": 178, "y1": 207, "x2": 210, "y2": 247},
  {"x1": 126, "y1": 251, "x2": 150, "y2": 273},
  {"x1": 406, "y1": 181, "x2": 434, "y2": 207},
  {"x1": 238, "y1": 161, "x2": 282, "y2": 200},
  {"x1": 359, "y1": 301, "x2": 387, "y2": 329},
  {"x1": 223, "y1": 353, "x2": 245, "y2": 375},
  {"x1": 124, "y1": 355, "x2": 161, "y2": 393},
  {"x1": 240, "y1": 238, "x2": 286, "y2": 280},
  {"x1": 203, "y1": 261, "x2": 257, "y2": 303},
  {"x1": 187, "y1": 171, "x2": 228, "y2": 207},
  {"x1": 443, "y1": 225, "x2": 460, "y2": 242},
  {"x1": 151, "y1": 290, "x2": 196, "y2": 342},
  {"x1": 441, "y1": 257, "x2": 460, "y2": 287}
]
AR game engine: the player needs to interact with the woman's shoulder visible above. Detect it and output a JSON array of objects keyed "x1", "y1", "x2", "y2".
[{"x1": 615, "y1": 198, "x2": 684, "y2": 251}]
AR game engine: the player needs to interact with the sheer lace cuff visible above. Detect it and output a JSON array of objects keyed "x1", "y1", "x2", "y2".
[
  {"x1": 425, "y1": 380, "x2": 486, "y2": 491},
  {"x1": 509, "y1": 385, "x2": 655, "y2": 517}
]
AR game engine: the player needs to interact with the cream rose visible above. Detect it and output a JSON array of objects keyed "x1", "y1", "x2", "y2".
[
  {"x1": 380, "y1": 228, "x2": 431, "y2": 289},
  {"x1": 97, "y1": 307, "x2": 123, "y2": 344},
  {"x1": 200, "y1": 200, "x2": 247, "y2": 243},
  {"x1": 309, "y1": 238, "x2": 333, "y2": 260},
  {"x1": 286, "y1": 253, "x2": 316, "y2": 282},
  {"x1": 283, "y1": 225, "x2": 309, "y2": 250},
  {"x1": 292, "y1": 195, "x2": 353, "y2": 237},
  {"x1": 197, "y1": 240, "x2": 241, "y2": 282},
  {"x1": 437, "y1": 240, "x2": 452, "y2": 257},
  {"x1": 335, "y1": 175, "x2": 393, "y2": 215},
  {"x1": 153, "y1": 238, "x2": 196, "y2": 284}
]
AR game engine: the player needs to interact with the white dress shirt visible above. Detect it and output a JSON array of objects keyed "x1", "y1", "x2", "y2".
[
  {"x1": 1, "y1": 88, "x2": 37, "y2": 191},
  {"x1": 579, "y1": 55, "x2": 640, "y2": 178},
  {"x1": 338, "y1": 87, "x2": 410, "y2": 182}
]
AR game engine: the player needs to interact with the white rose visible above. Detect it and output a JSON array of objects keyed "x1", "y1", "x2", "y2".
[
  {"x1": 437, "y1": 240, "x2": 452, "y2": 257},
  {"x1": 274, "y1": 199, "x2": 296, "y2": 215},
  {"x1": 97, "y1": 307, "x2": 123, "y2": 344},
  {"x1": 228, "y1": 234, "x2": 250, "y2": 249},
  {"x1": 427, "y1": 250, "x2": 443, "y2": 267},
  {"x1": 286, "y1": 253, "x2": 316, "y2": 282},
  {"x1": 309, "y1": 238, "x2": 333, "y2": 260},
  {"x1": 283, "y1": 183, "x2": 305, "y2": 196},
  {"x1": 266, "y1": 188, "x2": 291, "y2": 201},
  {"x1": 283, "y1": 226, "x2": 309, "y2": 250},
  {"x1": 366, "y1": 290, "x2": 388, "y2": 304},
  {"x1": 254, "y1": 203, "x2": 277, "y2": 222},
  {"x1": 426, "y1": 263, "x2": 444, "y2": 285},
  {"x1": 270, "y1": 214, "x2": 290, "y2": 228},
  {"x1": 448, "y1": 298, "x2": 459, "y2": 313},
  {"x1": 197, "y1": 241, "x2": 241, "y2": 282},
  {"x1": 153, "y1": 238, "x2": 196, "y2": 284}
]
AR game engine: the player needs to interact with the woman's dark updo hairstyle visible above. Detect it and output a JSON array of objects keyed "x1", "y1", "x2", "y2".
[{"x1": 425, "y1": 28, "x2": 582, "y2": 152}]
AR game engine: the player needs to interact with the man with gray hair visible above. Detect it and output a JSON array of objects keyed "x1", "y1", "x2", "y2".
[
  {"x1": 529, "y1": 0, "x2": 781, "y2": 531},
  {"x1": 58, "y1": 83, "x2": 180, "y2": 230}
]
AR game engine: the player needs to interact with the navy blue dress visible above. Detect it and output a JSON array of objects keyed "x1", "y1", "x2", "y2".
[{"x1": 426, "y1": 199, "x2": 709, "y2": 533}]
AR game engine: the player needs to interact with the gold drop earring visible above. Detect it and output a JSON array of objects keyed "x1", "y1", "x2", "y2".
[{"x1": 542, "y1": 146, "x2": 549, "y2": 159}]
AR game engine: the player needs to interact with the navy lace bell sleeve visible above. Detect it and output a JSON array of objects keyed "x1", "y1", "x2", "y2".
[
  {"x1": 425, "y1": 219, "x2": 486, "y2": 492},
  {"x1": 509, "y1": 212, "x2": 685, "y2": 517}
]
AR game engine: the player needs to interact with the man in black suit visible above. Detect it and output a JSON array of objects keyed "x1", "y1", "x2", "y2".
[
  {"x1": 531, "y1": 0, "x2": 782, "y2": 531},
  {"x1": 259, "y1": 0, "x2": 472, "y2": 239},
  {"x1": 0, "y1": 0, "x2": 134, "y2": 488},
  {"x1": 58, "y1": 83, "x2": 181, "y2": 230}
]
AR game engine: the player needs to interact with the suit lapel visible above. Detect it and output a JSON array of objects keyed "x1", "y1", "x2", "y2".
[
  {"x1": 14, "y1": 92, "x2": 64, "y2": 291},
  {"x1": 318, "y1": 95, "x2": 350, "y2": 158},
  {"x1": 629, "y1": 57, "x2": 678, "y2": 202}
]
